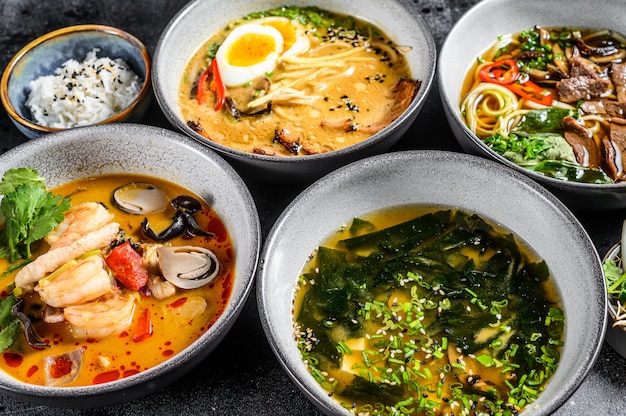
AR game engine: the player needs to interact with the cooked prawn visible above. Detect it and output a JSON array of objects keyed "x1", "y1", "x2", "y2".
[
  {"x1": 46, "y1": 202, "x2": 115, "y2": 250},
  {"x1": 35, "y1": 254, "x2": 113, "y2": 308},
  {"x1": 63, "y1": 292, "x2": 138, "y2": 339},
  {"x1": 15, "y1": 222, "x2": 120, "y2": 291}
]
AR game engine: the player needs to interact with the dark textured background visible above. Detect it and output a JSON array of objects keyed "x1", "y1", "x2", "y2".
[{"x1": 1, "y1": 0, "x2": 625, "y2": 414}]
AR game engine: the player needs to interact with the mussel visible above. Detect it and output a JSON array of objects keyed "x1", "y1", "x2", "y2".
[
  {"x1": 141, "y1": 195, "x2": 214, "y2": 242},
  {"x1": 112, "y1": 183, "x2": 168, "y2": 214},
  {"x1": 156, "y1": 246, "x2": 220, "y2": 289}
]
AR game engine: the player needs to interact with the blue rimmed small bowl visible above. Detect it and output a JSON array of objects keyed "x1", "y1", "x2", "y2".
[{"x1": 1, "y1": 24, "x2": 152, "y2": 139}]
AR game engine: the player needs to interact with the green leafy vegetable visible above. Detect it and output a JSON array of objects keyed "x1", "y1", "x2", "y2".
[
  {"x1": 0, "y1": 168, "x2": 71, "y2": 261},
  {"x1": 513, "y1": 108, "x2": 578, "y2": 135},
  {"x1": 603, "y1": 259, "x2": 626, "y2": 301},
  {"x1": 525, "y1": 160, "x2": 612, "y2": 183},
  {"x1": 0, "y1": 295, "x2": 20, "y2": 353}
]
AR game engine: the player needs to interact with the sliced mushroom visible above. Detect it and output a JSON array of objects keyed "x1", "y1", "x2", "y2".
[
  {"x1": 224, "y1": 77, "x2": 272, "y2": 119},
  {"x1": 157, "y1": 246, "x2": 220, "y2": 289},
  {"x1": 113, "y1": 183, "x2": 168, "y2": 214}
]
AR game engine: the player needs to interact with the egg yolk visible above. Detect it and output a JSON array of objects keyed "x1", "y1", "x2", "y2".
[
  {"x1": 262, "y1": 20, "x2": 298, "y2": 54},
  {"x1": 226, "y1": 33, "x2": 278, "y2": 67}
]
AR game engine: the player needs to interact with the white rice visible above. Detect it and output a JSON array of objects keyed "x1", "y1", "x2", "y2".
[{"x1": 26, "y1": 48, "x2": 142, "y2": 128}]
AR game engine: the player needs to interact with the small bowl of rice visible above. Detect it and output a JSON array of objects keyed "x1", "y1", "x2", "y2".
[{"x1": 1, "y1": 24, "x2": 151, "y2": 139}]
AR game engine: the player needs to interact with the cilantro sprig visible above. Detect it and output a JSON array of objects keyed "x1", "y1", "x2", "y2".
[{"x1": 0, "y1": 167, "x2": 71, "y2": 262}]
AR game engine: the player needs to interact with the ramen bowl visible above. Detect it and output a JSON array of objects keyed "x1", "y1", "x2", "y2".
[
  {"x1": 439, "y1": 0, "x2": 626, "y2": 210},
  {"x1": 153, "y1": 0, "x2": 436, "y2": 183},
  {"x1": 1, "y1": 25, "x2": 152, "y2": 139},
  {"x1": 0, "y1": 123, "x2": 260, "y2": 407},
  {"x1": 258, "y1": 150, "x2": 606, "y2": 415}
]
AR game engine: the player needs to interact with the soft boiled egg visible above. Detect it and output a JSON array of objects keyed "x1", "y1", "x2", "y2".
[
  {"x1": 254, "y1": 16, "x2": 310, "y2": 59},
  {"x1": 215, "y1": 23, "x2": 284, "y2": 87},
  {"x1": 215, "y1": 17, "x2": 310, "y2": 87}
]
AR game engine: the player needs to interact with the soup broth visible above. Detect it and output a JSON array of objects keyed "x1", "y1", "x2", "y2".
[
  {"x1": 0, "y1": 174, "x2": 234, "y2": 386},
  {"x1": 179, "y1": 6, "x2": 419, "y2": 156},
  {"x1": 293, "y1": 207, "x2": 564, "y2": 415}
]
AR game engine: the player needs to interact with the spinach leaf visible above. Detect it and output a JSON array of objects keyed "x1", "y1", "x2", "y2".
[
  {"x1": 525, "y1": 160, "x2": 612, "y2": 183},
  {"x1": 513, "y1": 107, "x2": 577, "y2": 134}
]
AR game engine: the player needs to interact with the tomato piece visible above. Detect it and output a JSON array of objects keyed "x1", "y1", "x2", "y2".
[
  {"x1": 132, "y1": 308, "x2": 153, "y2": 342},
  {"x1": 506, "y1": 80, "x2": 553, "y2": 106},
  {"x1": 479, "y1": 59, "x2": 519, "y2": 85},
  {"x1": 105, "y1": 242, "x2": 148, "y2": 291}
]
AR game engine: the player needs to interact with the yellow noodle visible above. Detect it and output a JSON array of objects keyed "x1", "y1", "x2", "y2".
[{"x1": 461, "y1": 83, "x2": 519, "y2": 137}]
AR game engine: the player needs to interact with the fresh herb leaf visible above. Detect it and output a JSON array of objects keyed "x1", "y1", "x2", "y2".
[
  {"x1": 0, "y1": 168, "x2": 71, "y2": 262},
  {"x1": 0, "y1": 167, "x2": 46, "y2": 195},
  {"x1": 0, "y1": 295, "x2": 20, "y2": 353}
]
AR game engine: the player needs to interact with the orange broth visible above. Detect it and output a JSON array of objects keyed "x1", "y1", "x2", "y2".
[{"x1": 0, "y1": 174, "x2": 235, "y2": 386}]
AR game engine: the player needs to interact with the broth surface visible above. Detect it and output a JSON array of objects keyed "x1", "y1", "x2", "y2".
[
  {"x1": 293, "y1": 206, "x2": 564, "y2": 415},
  {"x1": 0, "y1": 174, "x2": 234, "y2": 386},
  {"x1": 179, "y1": 6, "x2": 418, "y2": 156}
]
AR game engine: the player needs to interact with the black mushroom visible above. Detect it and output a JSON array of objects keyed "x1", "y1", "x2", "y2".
[
  {"x1": 112, "y1": 182, "x2": 168, "y2": 214},
  {"x1": 11, "y1": 298, "x2": 49, "y2": 350},
  {"x1": 141, "y1": 195, "x2": 215, "y2": 242},
  {"x1": 157, "y1": 246, "x2": 220, "y2": 289}
]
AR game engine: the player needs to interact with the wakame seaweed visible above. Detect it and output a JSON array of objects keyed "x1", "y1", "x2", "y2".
[{"x1": 294, "y1": 208, "x2": 564, "y2": 416}]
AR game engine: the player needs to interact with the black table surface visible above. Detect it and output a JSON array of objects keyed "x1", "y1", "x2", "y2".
[{"x1": 1, "y1": 0, "x2": 625, "y2": 414}]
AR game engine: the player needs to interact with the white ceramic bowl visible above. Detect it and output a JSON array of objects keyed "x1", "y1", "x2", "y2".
[
  {"x1": 152, "y1": 0, "x2": 436, "y2": 183},
  {"x1": 439, "y1": 0, "x2": 626, "y2": 210},
  {"x1": 258, "y1": 150, "x2": 607, "y2": 415},
  {"x1": 0, "y1": 124, "x2": 261, "y2": 408}
]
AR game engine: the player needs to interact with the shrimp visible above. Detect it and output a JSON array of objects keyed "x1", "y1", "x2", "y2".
[
  {"x1": 45, "y1": 202, "x2": 115, "y2": 250},
  {"x1": 63, "y1": 292, "x2": 139, "y2": 339},
  {"x1": 35, "y1": 254, "x2": 113, "y2": 308},
  {"x1": 15, "y1": 222, "x2": 120, "y2": 291}
]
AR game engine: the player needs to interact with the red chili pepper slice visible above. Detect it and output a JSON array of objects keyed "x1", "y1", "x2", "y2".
[
  {"x1": 132, "y1": 308, "x2": 153, "y2": 342},
  {"x1": 506, "y1": 80, "x2": 554, "y2": 106},
  {"x1": 196, "y1": 67, "x2": 211, "y2": 106},
  {"x1": 209, "y1": 59, "x2": 226, "y2": 112},
  {"x1": 105, "y1": 241, "x2": 148, "y2": 291},
  {"x1": 479, "y1": 59, "x2": 519, "y2": 85},
  {"x1": 196, "y1": 59, "x2": 225, "y2": 112}
]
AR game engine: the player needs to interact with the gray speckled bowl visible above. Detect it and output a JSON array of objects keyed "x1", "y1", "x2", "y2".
[
  {"x1": 438, "y1": 0, "x2": 626, "y2": 210},
  {"x1": 258, "y1": 150, "x2": 606, "y2": 415},
  {"x1": 0, "y1": 123, "x2": 261, "y2": 408},
  {"x1": 152, "y1": 0, "x2": 436, "y2": 183},
  {"x1": 1, "y1": 25, "x2": 152, "y2": 139}
]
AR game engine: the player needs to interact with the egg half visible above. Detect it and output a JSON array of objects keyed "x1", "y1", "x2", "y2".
[
  {"x1": 255, "y1": 16, "x2": 310, "y2": 59},
  {"x1": 215, "y1": 17, "x2": 310, "y2": 87}
]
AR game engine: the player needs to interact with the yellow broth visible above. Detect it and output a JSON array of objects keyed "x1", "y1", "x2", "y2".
[
  {"x1": 293, "y1": 206, "x2": 564, "y2": 415},
  {"x1": 0, "y1": 174, "x2": 235, "y2": 386},
  {"x1": 179, "y1": 6, "x2": 416, "y2": 156}
]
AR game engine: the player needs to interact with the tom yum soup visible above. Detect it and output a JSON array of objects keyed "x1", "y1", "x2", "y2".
[
  {"x1": 461, "y1": 26, "x2": 626, "y2": 184},
  {"x1": 294, "y1": 208, "x2": 564, "y2": 415},
  {"x1": 0, "y1": 168, "x2": 234, "y2": 386},
  {"x1": 179, "y1": 6, "x2": 421, "y2": 156}
]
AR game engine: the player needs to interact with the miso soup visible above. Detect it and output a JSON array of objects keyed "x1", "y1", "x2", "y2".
[{"x1": 293, "y1": 207, "x2": 564, "y2": 415}]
